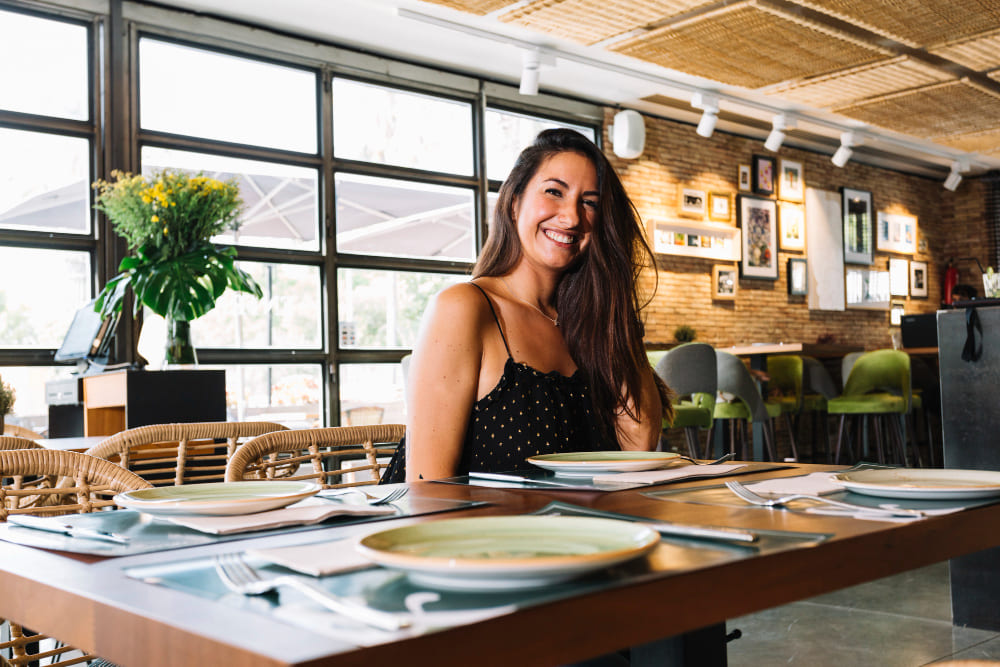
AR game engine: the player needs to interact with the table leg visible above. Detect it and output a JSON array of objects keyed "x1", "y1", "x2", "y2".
[{"x1": 631, "y1": 623, "x2": 727, "y2": 667}]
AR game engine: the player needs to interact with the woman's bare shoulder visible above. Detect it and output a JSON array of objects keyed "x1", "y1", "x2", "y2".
[{"x1": 429, "y1": 281, "x2": 496, "y2": 322}]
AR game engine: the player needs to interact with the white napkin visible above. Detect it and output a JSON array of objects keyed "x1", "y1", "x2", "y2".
[
  {"x1": 163, "y1": 503, "x2": 396, "y2": 535},
  {"x1": 247, "y1": 538, "x2": 374, "y2": 576},
  {"x1": 591, "y1": 463, "x2": 747, "y2": 486},
  {"x1": 743, "y1": 472, "x2": 844, "y2": 496}
]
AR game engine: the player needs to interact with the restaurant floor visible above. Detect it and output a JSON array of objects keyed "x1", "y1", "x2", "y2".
[{"x1": 726, "y1": 561, "x2": 1000, "y2": 666}]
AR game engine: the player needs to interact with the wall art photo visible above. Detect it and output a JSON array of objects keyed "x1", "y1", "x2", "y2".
[{"x1": 738, "y1": 195, "x2": 778, "y2": 280}]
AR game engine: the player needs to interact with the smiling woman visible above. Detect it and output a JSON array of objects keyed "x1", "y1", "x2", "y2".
[{"x1": 382, "y1": 128, "x2": 672, "y2": 483}]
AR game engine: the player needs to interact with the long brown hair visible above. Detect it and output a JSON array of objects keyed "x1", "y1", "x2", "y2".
[{"x1": 474, "y1": 128, "x2": 666, "y2": 444}]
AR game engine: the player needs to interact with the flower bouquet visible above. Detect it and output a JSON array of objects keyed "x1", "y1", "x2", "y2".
[{"x1": 93, "y1": 169, "x2": 262, "y2": 364}]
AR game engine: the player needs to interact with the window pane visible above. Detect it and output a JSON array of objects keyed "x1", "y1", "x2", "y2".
[
  {"x1": 203, "y1": 364, "x2": 322, "y2": 429},
  {"x1": 0, "y1": 248, "x2": 90, "y2": 347},
  {"x1": 485, "y1": 109, "x2": 596, "y2": 181},
  {"x1": 0, "y1": 10, "x2": 88, "y2": 120},
  {"x1": 0, "y1": 366, "x2": 66, "y2": 436},
  {"x1": 338, "y1": 269, "x2": 465, "y2": 349},
  {"x1": 136, "y1": 262, "x2": 321, "y2": 363},
  {"x1": 333, "y1": 79, "x2": 472, "y2": 175},
  {"x1": 336, "y1": 173, "x2": 475, "y2": 261},
  {"x1": 141, "y1": 147, "x2": 320, "y2": 251},
  {"x1": 339, "y1": 363, "x2": 406, "y2": 426},
  {"x1": 0, "y1": 128, "x2": 91, "y2": 234},
  {"x1": 139, "y1": 39, "x2": 317, "y2": 153}
]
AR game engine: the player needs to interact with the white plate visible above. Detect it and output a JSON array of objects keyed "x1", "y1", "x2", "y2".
[
  {"x1": 526, "y1": 451, "x2": 680, "y2": 478},
  {"x1": 831, "y1": 469, "x2": 1000, "y2": 500},
  {"x1": 356, "y1": 515, "x2": 659, "y2": 591},
  {"x1": 114, "y1": 481, "x2": 321, "y2": 516}
]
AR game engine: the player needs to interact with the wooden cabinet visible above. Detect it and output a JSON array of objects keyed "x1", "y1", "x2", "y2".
[{"x1": 81, "y1": 370, "x2": 226, "y2": 437}]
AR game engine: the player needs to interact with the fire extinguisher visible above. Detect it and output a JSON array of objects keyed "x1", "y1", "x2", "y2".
[{"x1": 943, "y1": 259, "x2": 958, "y2": 305}]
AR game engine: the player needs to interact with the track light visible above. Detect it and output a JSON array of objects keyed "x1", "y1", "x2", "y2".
[
  {"x1": 832, "y1": 131, "x2": 860, "y2": 167},
  {"x1": 764, "y1": 114, "x2": 795, "y2": 152},
  {"x1": 944, "y1": 159, "x2": 969, "y2": 191},
  {"x1": 518, "y1": 48, "x2": 555, "y2": 96},
  {"x1": 691, "y1": 92, "x2": 720, "y2": 138}
]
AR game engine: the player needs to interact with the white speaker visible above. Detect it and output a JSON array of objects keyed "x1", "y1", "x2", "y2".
[{"x1": 612, "y1": 110, "x2": 645, "y2": 159}]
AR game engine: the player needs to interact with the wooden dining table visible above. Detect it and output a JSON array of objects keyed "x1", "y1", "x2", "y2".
[{"x1": 2, "y1": 463, "x2": 1000, "y2": 667}]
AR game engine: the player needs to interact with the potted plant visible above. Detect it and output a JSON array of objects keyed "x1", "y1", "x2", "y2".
[
  {"x1": 674, "y1": 324, "x2": 697, "y2": 343},
  {"x1": 0, "y1": 375, "x2": 15, "y2": 434},
  {"x1": 93, "y1": 169, "x2": 262, "y2": 365}
]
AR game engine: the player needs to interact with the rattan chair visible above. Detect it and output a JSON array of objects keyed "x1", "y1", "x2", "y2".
[
  {"x1": 1, "y1": 449, "x2": 151, "y2": 666},
  {"x1": 0, "y1": 436, "x2": 43, "y2": 451},
  {"x1": 3, "y1": 424, "x2": 43, "y2": 439},
  {"x1": 226, "y1": 424, "x2": 406, "y2": 488},
  {"x1": 85, "y1": 421, "x2": 288, "y2": 487}
]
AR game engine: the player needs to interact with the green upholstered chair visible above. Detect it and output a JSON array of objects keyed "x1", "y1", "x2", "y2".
[
  {"x1": 653, "y1": 343, "x2": 716, "y2": 458},
  {"x1": 827, "y1": 349, "x2": 914, "y2": 465},
  {"x1": 765, "y1": 355, "x2": 803, "y2": 461},
  {"x1": 709, "y1": 351, "x2": 780, "y2": 461}
]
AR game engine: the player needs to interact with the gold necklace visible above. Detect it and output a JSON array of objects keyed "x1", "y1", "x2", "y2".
[{"x1": 499, "y1": 277, "x2": 559, "y2": 327}]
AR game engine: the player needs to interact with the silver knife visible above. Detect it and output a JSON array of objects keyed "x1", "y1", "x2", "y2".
[
  {"x1": 641, "y1": 520, "x2": 758, "y2": 543},
  {"x1": 7, "y1": 514, "x2": 130, "y2": 544},
  {"x1": 468, "y1": 472, "x2": 583, "y2": 488}
]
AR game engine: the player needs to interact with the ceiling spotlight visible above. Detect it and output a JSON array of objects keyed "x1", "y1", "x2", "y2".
[
  {"x1": 831, "y1": 131, "x2": 859, "y2": 168},
  {"x1": 944, "y1": 160, "x2": 969, "y2": 191},
  {"x1": 519, "y1": 49, "x2": 540, "y2": 95},
  {"x1": 764, "y1": 113, "x2": 795, "y2": 152},
  {"x1": 691, "y1": 92, "x2": 720, "y2": 138}
]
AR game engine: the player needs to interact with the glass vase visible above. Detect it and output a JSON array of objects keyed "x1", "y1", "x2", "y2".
[{"x1": 165, "y1": 318, "x2": 198, "y2": 366}]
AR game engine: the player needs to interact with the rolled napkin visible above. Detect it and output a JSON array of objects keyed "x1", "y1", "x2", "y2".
[
  {"x1": 163, "y1": 503, "x2": 396, "y2": 535},
  {"x1": 742, "y1": 472, "x2": 843, "y2": 496},
  {"x1": 248, "y1": 538, "x2": 373, "y2": 576},
  {"x1": 592, "y1": 463, "x2": 747, "y2": 486}
]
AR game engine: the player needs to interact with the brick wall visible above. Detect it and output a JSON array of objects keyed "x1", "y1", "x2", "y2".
[{"x1": 603, "y1": 109, "x2": 992, "y2": 349}]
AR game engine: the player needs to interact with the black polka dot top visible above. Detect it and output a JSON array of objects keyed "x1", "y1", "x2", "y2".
[{"x1": 381, "y1": 283, "x2": 612, "y2": 483}]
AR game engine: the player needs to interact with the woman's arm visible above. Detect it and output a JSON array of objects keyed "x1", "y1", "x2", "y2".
[
  {"x1": 614, "y1": 365, "x2": 664, "y2": 451},
  {"x1": 404, "y1": 284, "x2": 487, "y2": 481}
]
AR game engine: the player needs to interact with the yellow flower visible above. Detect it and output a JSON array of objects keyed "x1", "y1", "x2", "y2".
[
  {"x1": 151, "y1": 215, "x2": 159, "y2": 222},
  {"x1": 163, "y1": 226, "x2": 169, "y2": 236}
]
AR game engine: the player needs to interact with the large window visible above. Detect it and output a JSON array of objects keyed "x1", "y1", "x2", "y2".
[{"x1": 0, "y1": 2, "x2": 600, "y2": 434}]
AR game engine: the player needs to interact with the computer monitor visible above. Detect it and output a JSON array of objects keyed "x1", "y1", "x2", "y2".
[{"x1": 53, "y1": 300, "x2": 119, "y2": 371}]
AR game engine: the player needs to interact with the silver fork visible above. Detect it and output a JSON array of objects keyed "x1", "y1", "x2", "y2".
[
  {"x1": 318, "y1": 486, "x2": 408, "y2": 505},
  {"x1": 676, "y1": 453, "x2": 735, "y2": 466},
  {"x1": 724, "y1": 480, "x2": 925, "y2": 518},
  {"x1": 213, "y1": 553, "x2": 410, "y2": 631}
]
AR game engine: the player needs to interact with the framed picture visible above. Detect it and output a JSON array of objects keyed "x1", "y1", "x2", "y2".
[
  {"x1": 709, "y1": 192, "x2": 732, "y2": 222},
  {"x1": 778, "y1": 159, "x2": 804, "y2": 202},
  {"x1": 752, "y1": 155, "x2": 776, "y2": 196},
  {"x1": 845, "y1": 267, "x2": 890, "y2": 310},
  {"x1": 890, "y1": 301, "x2": 906, "y2": 327},
  {"x1": 713, "y1": 265, "x2": 737, "y2": 300},
  {"x1": 889, "y1": 257, "x2": 909, "y2": 296},
  {"x1": 778, "y1": 201, "x2": 805, "y2": 251},
  {"x1": 910, "y1": 260, "x2": 928, "y2": 297},
  {"x1": 787, "y1": 257, "x2": 808, "y2": 296},
  {"x1": 679, "y1": 186, "x2": 707, "y2": 219},
  {"x1": 737, "y1": 195, "x2": 778, "y2": 280},
  {"x1": 876, "y1": 211, "x2": 918, "y2": 255},
  {"x1": 842, "y1": 187, "x2": 873, "y2": 265},
  {"x1": 738, "y1": 164, "x2": 752, "y2": 192}
]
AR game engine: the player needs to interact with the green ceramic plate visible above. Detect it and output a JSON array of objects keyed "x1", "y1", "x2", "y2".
[
  {"x1": 527, "y1": 451, "x2": 680, "y2": 477},
  {"x1": 831, "y1": 469, "x2": 1000, "y2": 500},
  {"x1": 114, "y1": 481, "x2": 321, "y2": 516},
  {"x1": 356, "y1": 515, "x2": 659, "y2": 591}
]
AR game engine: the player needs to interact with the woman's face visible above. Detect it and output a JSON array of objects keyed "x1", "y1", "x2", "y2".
[{"x1": 512, "y1": 150, "x2": 598, "y2": 274}]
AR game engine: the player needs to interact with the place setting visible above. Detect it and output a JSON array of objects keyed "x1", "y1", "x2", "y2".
[
  {"x1": 645, "y1": 463, "x2": 1000, "y2": 521},
  {"x1": 0, "y1": 481, "x2": 485, "y2": 556},
  {"x1": 445, "y1": 450, "x2": 790, "y2": 491}
]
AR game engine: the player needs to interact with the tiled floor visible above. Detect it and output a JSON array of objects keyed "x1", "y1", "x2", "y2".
[{"x1": 727, "y1": 562, "x2": 1000, "y2": 666}]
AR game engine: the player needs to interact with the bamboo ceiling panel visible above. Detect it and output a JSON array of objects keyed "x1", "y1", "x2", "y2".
[
  {"x1": 498, "y1": 0, "x2": 717, "y2": 45},
  {"x1": 929, "y1": 29, "x2": 1000, "y2": 72},
  {"x1": 418, "y1": 0, "x2": 514, "y2": 14},
  {"x1": 834, "y1": 79, "x2": 1000, "y2": 140},
  {"x1": 610, "y1": 1, "x2": 890, "y2": 89},
  {"x1": 935, "y1": 127, "x2": 1000, "y2": 157},
  {"x1": 764, "y1": 56, "x2": 951, "y2": 109},
  {"x1": 792, "y1": 0, "x2": 1000, "y2": 48}
]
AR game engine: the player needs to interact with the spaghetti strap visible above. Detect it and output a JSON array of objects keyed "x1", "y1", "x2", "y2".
[{"x1": 470, "y1": 282, "x2": 512, "y2": 359}]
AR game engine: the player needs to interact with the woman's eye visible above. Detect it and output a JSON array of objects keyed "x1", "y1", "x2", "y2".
[
  {"x1": 545, "y1": 187, "x2": 562, "y2": 196},
  {"x1": 582, "y1": 199, "x2": 598, "y2": 209}
]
